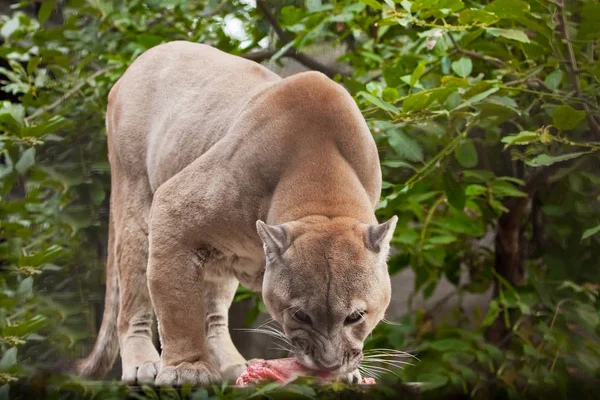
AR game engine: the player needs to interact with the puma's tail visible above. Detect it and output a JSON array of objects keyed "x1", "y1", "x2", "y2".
[{"x1": 75, "y1": 211, "x2": 120, "y2": 378}]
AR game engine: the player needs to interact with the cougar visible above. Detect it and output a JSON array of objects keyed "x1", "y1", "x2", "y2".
[{"x1": 76, "y1": 41, "x2": 397, "y2": 385}]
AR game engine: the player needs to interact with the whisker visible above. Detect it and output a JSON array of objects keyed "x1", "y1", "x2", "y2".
[
  {"x1": 358, "y1": 366, "x2": 381, "y2": 380},
  {"x1": 363, "y1": 348, "x2": 419, "y2": 361},
  {"x1": 359, "y1": 364, "x2": 401, "y2": 378},
  {"x1": 363, "y1": 357, "x2": 410, "y2": 364},
  {"x1": 362, "y1": 357, "x2": 414, "y2": 366},
  {"x1": 362, "y1": 359, "x2": 414, "y2": 369},
  {"x1": 269, "y1": 345, "x2": 294, "y2": 354},
  {"x1": 380, "y1": 318, "x2": 403, "y2": 326},
  {"x1": 235, "y1": 328, "x2": 292, "y2": 345}
]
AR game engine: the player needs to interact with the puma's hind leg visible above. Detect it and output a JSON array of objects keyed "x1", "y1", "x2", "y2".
[{"x1": 112, "y1": 178, "x2": 160, "y2": 383}]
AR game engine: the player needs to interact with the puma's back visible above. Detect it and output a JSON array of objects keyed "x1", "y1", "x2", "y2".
[{"x1": 107, "y1": 41, "x2": 280, "y2": 190}]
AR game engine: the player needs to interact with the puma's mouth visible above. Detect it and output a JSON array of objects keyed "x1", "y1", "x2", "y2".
[{"x1": 293, "y1": 354, "x2": 351, "y2": 377}]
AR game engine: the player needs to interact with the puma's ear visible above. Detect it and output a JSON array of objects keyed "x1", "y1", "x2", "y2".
[
  {"x1": 364, "y1": 216, "x2": 398, "y2": 253},
  {"x1": 256, "y1": 220, "x2": 291, "y2": 260}
]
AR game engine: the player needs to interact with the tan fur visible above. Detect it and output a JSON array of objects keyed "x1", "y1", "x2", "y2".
[{"x1": 77, "y1": 41, "x2": 397, "y2": 385}]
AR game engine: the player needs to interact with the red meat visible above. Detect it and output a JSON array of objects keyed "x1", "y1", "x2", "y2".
[{"x1": 235, "y1": 358, "x2": 376, "y2": 386}]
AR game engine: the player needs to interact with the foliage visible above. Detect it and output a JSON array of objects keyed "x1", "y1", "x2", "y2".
[{"x1": 0, "y1": 0, "x2": 599, "y2": 399}]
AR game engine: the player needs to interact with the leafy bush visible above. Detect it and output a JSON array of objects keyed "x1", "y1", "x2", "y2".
[{"x1": 0, "y1": 0, "x2": 598, "y2": 399}]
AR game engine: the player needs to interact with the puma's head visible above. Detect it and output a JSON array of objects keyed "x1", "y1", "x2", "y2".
[{"x1": 256, "y1": 215, "x2": 397, "y2": 376}]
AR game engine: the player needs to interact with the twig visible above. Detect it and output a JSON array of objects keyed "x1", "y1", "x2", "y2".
[
  {"x1": 256, "y1": 0, "x2": 290, "y2": 43},
  {"x1": 448, "y1": 33, "x2": 506, "y2": 68},
  {"x1": 254, "y1": 0, "x2": 350, "y2": 78},
  {"x1": 241, "y1": 49, "x2": 278, "y2": 62},
  {"x1": 200, "y1": 0, "x2": 228, "y2": 18},
  {"x1": 25, "y1": 66, "x2": 117, "y2": 123},
  {"x1": 556, "y1": 0, "x2": 600, "y2": 137},
  {"x1": 457, "y1": 49, "x2": 506, "y2": 69}
]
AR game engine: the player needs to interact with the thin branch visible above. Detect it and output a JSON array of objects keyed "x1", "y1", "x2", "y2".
[
  {"x1": 25, "y1": 66, "x2": 117, "y2": 123},
  {"x1": 241, "y1": 49, "x2": 278, "y2": 63},
  {"x1": 288, "y1": 50, "x2": 351, "y2": 78},
  {"x1": 256, "y1": 0, "x2": 290, "y2": 43},
  {"x1": 254, "y1": 0, "x2": 350, "y2": 78},
  {"x1": 457, "y1": 49, "x2": 506, "y2": 69},
  {"x1": 200, "y1": 0, "x2": 228, "y2": 18},
  {"x1": 557, "y1": 0, "x2": 600, "y2": 137},
  {"x1": 447, "y1": 33, "x2": 506, "y2": 68}
]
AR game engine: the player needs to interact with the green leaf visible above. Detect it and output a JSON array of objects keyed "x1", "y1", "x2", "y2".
[
  {"x1": 451, "y1": 57, "x2": 472, "y2": 78},
  {"x1": 464, "y1": 170, "x2": 495, "y2": 182},
  {"x1": 501, "y1": 131, "x2": 539, "y2": 148},
  {"x1": 483, "y1": 301, "x2": 501, "y2": 326},
  {"x1": 417, "y1": 373, "x2": 449, "y2": 391},
  {"x1": 427, "y1": 234, "x2": 457, "y2": 244},
  {"x1": 402, "y1": 91, "x2": 430, "y2": 112},
  {"x1": 579, "y1": 2, "x2": 600, "y2": 40},
  {"x1": 382, "y1": 87, "x2": 399, "y2": 102},
  {"x1": 430, "y1": 338, "x2": 471, "y2": 352},
  {"x1": 381, "y1": 160, "x2": 415, "y2": 169},
  {"x1": 306, "y1": 0, "x2": 321, "y2": 12},
  {"x1": 18, "y1": 277, "x2": 33, "y2": 296},
  {"x1": 582, "y1": 224, "x2": 600, "y2": 240},
  {"x1": 2, "y1": 315, "x2": 47, "y2": 337},
  {"x1": 271, "y1": 41, "x2": 295, "y2": 62},
  {"x1": 465, "y1": 184, "x2": 487, "y2": 196},
  {"x1": 27, "y1": 57, "x2": 41, "y2": 76},
  {"x1": 387, "y1": 128, "x2": 424, "y2": 162},
  {"x1": 526, "y1": 152, "x2": 588, "y2": 167},
  {"x1": 490, "y1": 180, "x2": 527, "y2": 198},
  {"x1": 38, "y1": 0, "x2": 57, "y2": 24},
  {"x1": 443, "y1": 170, "x2": 466, "y2": 210},
  {"x1": 15, "y1": 147, "x2": 36, "y2": 175},
  {"x1": 454, "y1": 139, "x2": 478, "y2": 168},
  {"x1": 358, "y1": 91, "x2": 400, "y2": 113},
  {"x1": 392, "y1": 229, "x2": 420, "y2": 245},
  {"x1": 249, "y1": 382, "x2": 281, "y2": 398},
  {"x1": 482, "y1": 343, "x2": 503, "y2": 361},
  {"x1": 1, "y1": 17, "x2": 19, "y2": 39},
  {"x1": 0, "y1": 348, "x2": 17, "y2": 370},
  {"x1": 456, "y1": 87, "x2": 499, "y2": 110},
  {"x1": 552, "y1": 105, "x2": 586, "y2": 130},
  {"x1": 359, "y1": 0, "x2": 383, "y2": 10},
  {"x1": 280, "y1": 6, "x2": 304, "y2": 26},
  {"x1": 0, "y1": 102, "x2": 25, "y2": 133},
  {"x1": 458, "y1": 8, "x2": 498, "y2": 25},
  {"x1": 544, "y1": 70, "x2": 563, "y2": 91},
  {"x1": 485, "y1": 0, "x2": 529, "y2": 19},
  {"x1": 486, "y1": 27, "x2": 529, "y2": 43},
  {"x1": 410, "y1": 61, "x2": 427, "y2": 87}
]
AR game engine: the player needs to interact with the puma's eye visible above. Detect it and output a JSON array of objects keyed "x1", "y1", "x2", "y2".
[
  {"x1": 293, "y1": 310, "x2": 312, "y2": 325},
  {"x1": 345, "y1": 310, "x2": 365, "y2": 325}
]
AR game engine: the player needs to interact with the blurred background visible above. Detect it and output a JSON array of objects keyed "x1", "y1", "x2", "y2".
[{"x1": 0, "y1": 0, "x2": 599, "y2": 398}]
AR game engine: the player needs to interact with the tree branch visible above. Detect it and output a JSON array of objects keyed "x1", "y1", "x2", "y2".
[
  {"x1": 256, "y1": 0, "x2": 290, "y2": 43},
  {"x1": 241, "y1": 49, "x2": 278, "y2": 63},
  {"x1": 25, "y1": 66, "x2": 117, "y2": 123},
  {"x1": 557, "y1": 0, "x2": 600, "y2": 137},
  {"x1": 487, "y1": 160, "x2": 576, "y2": 344},
  {"x1": 200, "y1": 0, "x2": 228, "y2": 18},
  {"x1": 254, "y1": 0, "x2": 351, "y2": 78},
  {"x1": 447, "y1": 33, "x2": 506, "y2": 68}
]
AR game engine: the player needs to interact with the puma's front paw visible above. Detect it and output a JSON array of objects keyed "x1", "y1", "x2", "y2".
[
  {"x1": 337, "y1": 369, "x2": 362, "y2": 384},
  {"x1": 155, "y1": 361, "x2": 221, "y2": 386},
  {"x1": 122, "y1": 361, "x2": 160, "y2": 384}
]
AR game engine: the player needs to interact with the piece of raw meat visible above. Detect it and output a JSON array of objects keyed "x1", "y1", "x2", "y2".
[{"x1": 235, "y1": 358, "x2": 376, "y2": 386}]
